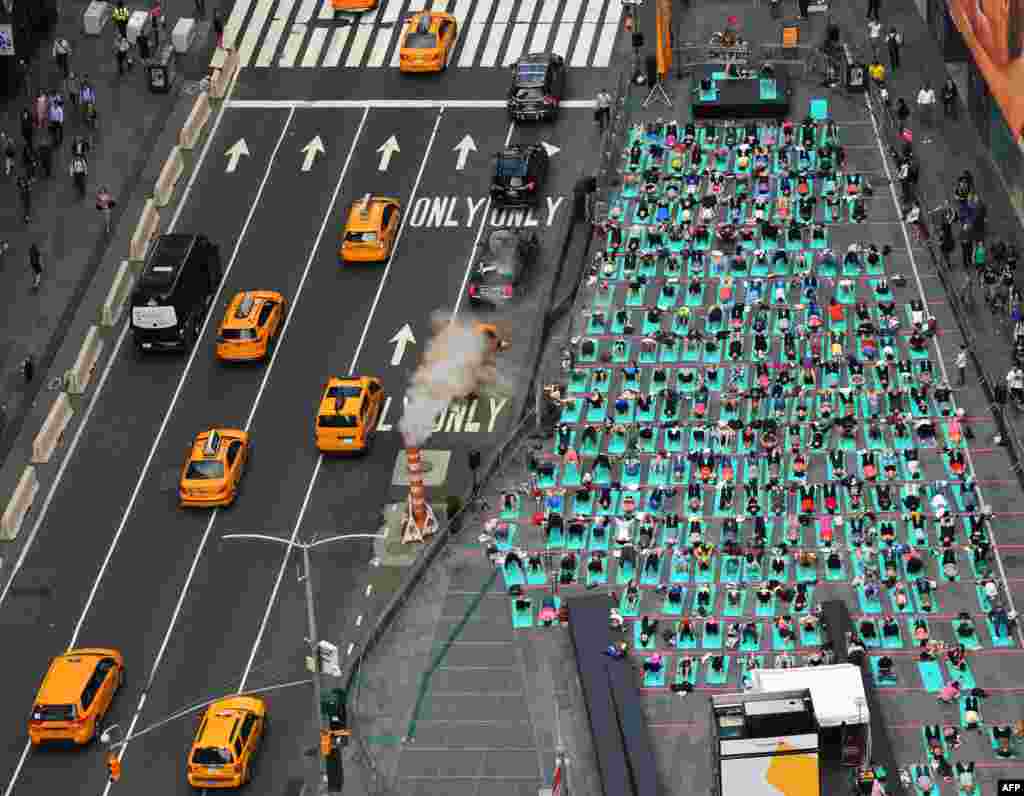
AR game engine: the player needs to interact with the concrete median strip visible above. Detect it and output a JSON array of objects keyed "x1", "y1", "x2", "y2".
[
  {"x1": 102, "y1": 260, "x2": 136, "y2": 327},
  {"x1": 129, "y1": 199, "x2": 160, "y2": 263},
  {"x1": 1, "y1": 466, "x2": 39, "y2": 541},
  {"x1": 31, "y1": 394, "x2": 75, "y2": 465},
  {"x1": 179, "y1": 91, "x2": 212, "y2": 151},
  {"x1": 153, "y1": 146, "x2": 185, "y2": 208},
  {"x1": 208, "y1": 48, "x2": 240, "y2": 100},
  {"x1": 65, "y1": 326, "x2": 105, "y2": 395}
]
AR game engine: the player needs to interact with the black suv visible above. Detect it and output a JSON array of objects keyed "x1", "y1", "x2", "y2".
[
  {"x1": 467, "y1": 227, "x2": 540, "y2": 307},
  {"x1": 490, "y1": 144, "x2": 549, "y2": 207},
  {"x1": 507, "y1": 52, "x2": 566, "y2": 122}
]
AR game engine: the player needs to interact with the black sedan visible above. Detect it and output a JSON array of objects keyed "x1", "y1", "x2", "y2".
[
  {"x1": 467, "y1": 227, "x2": 540, "y2": 306},
  {"x1": 507, "y1": 52, "x2": 566, "y2": 122},
  {"x1": 490, "y1": 144, "x2": 549, "y2": 207}
]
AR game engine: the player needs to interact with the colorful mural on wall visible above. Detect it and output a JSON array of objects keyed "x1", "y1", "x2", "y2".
[{"x1": 947, "y1": 0, "x2": 1024, "y2": 141}]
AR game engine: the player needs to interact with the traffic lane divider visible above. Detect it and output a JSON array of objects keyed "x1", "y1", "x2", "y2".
[
  {"x1": 1, "y1": 466, "x2": 39, "y2": 541},
  {"x1": 129, "y1": 199, "x2": 160, "y2": 263},
  {"x1": 179, "y1": 91, "x2": 212, "y2": 151},
  {"x1": 31, "y1": 394, "x2": 75, "y2": 465},
  {"x1": 65, "y1": 326, "x2": 105, "y2": 395},
  {"x1": 153, "y1": 146, "x2": 185, "y2": 208},
  {"x1": 101, "y1": 260, "x2": 136, "y2": 327}
]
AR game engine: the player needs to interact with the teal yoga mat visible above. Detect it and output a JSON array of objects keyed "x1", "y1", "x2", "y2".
[
  {"x1": 705, "y1": 657, "x2": 730, "y2": 684},
  {"x1": 917, "y1": 660, "x2": 945, "y2": 692}
]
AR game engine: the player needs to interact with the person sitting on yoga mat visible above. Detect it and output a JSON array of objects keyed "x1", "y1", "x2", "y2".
[
  {"x1": 708, "y1": 654, "x2": 726, "y2": 675},
  {"x1": 774, "y1": 615, "x2": 794, "y2": 641},
  {"x1": 994, "y1": 725, "x2": 1015, "y2": 757},
  {"x1": 755, "y1": 583, "x2": 774, "y2": 607},
  {"x1": 859, "y1": 619, "x2": 877, "y2": 641},
  {"x1": 587, "y1": 553, "x2": 604, "y2": 579},
  {"x1": 912, "y1": 619, "x2": 931, "y2": 645},
  {"x1": 559, "y1": 552, "x2": 577, "y2": 585},
  {"x1": 643, "y1": 653, "x2": 663, "y2": 675},
  {"x1": 725, "y1": 623, "x2": 741, "y2": 650},
  {"x1": 847, "y1": 634, "x2": 866, "y2": 666},
  {"x1": 876, "y1": 655, "x2": 895, "y2": 682},
  {"x1": 639, "y1": 615, "x2": 659, "y2": 645}
]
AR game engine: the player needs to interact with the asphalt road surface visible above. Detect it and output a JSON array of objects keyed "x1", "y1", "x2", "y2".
[{"x1": 0, "y1": 89, "x2": 596, "y2": 796}]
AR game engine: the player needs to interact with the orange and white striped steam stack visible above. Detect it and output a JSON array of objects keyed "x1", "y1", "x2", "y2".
[{"x1": 401, "y1": 444, "x2": 438, "y2": 543}]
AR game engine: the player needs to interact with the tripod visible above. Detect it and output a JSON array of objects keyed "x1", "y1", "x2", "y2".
[{"x1": 643, "y1": 77, "x2": 672, "y2": 108}]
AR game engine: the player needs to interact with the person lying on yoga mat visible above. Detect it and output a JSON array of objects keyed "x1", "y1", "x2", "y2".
[{"x1": 994, "y1": 725, "x2": 1015, "y2": 756}]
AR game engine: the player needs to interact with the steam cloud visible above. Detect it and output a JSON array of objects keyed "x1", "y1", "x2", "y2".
[{"x1": 400, "y1": 313, "x2": 505, "y2": 447}]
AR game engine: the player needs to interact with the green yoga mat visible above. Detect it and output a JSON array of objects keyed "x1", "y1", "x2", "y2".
[
  {"x1": 881, "y1": 627, "x2": 904, "y2": 649},
  {"x1": 643, "y1": 661, "x2": 667, "y2": 688},
  {"x1": 512, "y1": 599, "x2": 533, "y2": 629},
  {"x1": 952, "y1": 621, "x2": 981, "y2": 651},
  {"x1": 917, "y1": 660, "x2": 945, "y2": 692},
  {"x1": 989, "y1": 728, "x2": 1021, "y2": 758},
  {"x1": 868, "y1": 656, "x2": 897, "y2": 685},
  {"x1": 772, "y1": 626, "x2": 794, "y2": 651},
  {"x1": 986, "y1": 617, "x2": 1014, "y2": 647},
  {"x1": 703, "y1": 625, "x2": 723, "y2": 649},
  {"x1": 947, "y1": 662, "x2": 975, "y2": 689},
  {"x1": 723, "y1": 590, "x2": 748, "y2": 617}
]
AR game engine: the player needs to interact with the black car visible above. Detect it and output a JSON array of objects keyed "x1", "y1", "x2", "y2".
[
  {"x1": 507, "y1": 52, "x2": 566, "y2": 122},
  {"x1": 467, "y1": 227, "x2": 540, "y2": 306},
  {"x1": 490, "y1": 144, "x2": 549, "y2": 207}
]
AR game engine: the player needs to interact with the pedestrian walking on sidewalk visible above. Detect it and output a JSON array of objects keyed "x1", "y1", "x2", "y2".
[
  {"x1": 21, "y1": 355, "x2": 35, "y2": 383},
  {"x1": 48, "y1": 96, "x2": 64, "y2": 146},
  {"x1": 112, "y1": 1, "x2": 130, "y2": 39},
  {"x1": 897, "y1": 157, "x2": 912, "y2": 204},
  {"x1": 96, "y1": 185, "x2": 116, "y2": 233},
  {"x1": 17, "y1": 174, "x2": 33, "y2": 223},
  {"x1": 942, "y1": 77, "x2": 958, "y2": 119},
  {"x1": 887, "y1": 27, "x2": 902, "y2": 71},
  {"x1": 115, "y1": 36, "x2": 132, "y2": 75},
  {"x1": 136, "y1": 30, "x2": 151, "y2": 62},
  {"x1": 150, "y1": 2, "x2": 165, "y2": 48},
  {"x1": 53, "y1": 37, "x2": 72, "y2": 79},
  {"x1": 20, "y1": 108, "x2": 33, "y2": 150},
  {"x1": 29, "y1": 243, "x2": 43, "y2": 290},
  {"x1": 595, "y1": 89, "x2": 612, "y2": 132},
  {"x1": 895, "y1": 97, "x2": 910, "y2": 129},
  {"x1": 3, "y1": 135, "x2": 14, "y2": 176},
  {"x1": 868, "y1": 19, "x2": 882, "y2": 57},
  {"x1": 868, "y1": 0, "x2": 881, "y2": 20},
  {"x1": 960, "y1": 223, "x2": 974, "y2": 271},
  {"x1": 70, "y1": 152, "x2": 88, "y2": 197},
  {"x1": 36, "y1": 135, "x2": 53, "y2": 179},
  {"x1": 213, "y1": 10, "x2": 225, "y2": 48},
  {"x1": 71, "y1": 135, "x2": 90, "y2": 158},
  {"x1": 21, "y1": 145, "x2": 37, "y2": 180},
  {"x1": 955, "y1": 344, "x2": 968, "y2": 386},
  {"x1": 916, "y1": 82, "x2": 936, "y2": 132},
  {"x1": 194, "y1": 0, "x2": 206, "y2": 18},
  {"x1": 33, "y1": 91, "x2": 48, "y2": 131}
]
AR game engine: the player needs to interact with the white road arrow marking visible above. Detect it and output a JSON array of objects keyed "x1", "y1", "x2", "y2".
[
  {"x1": 300, "y1": 135, "x2": 325, "y2": 172},
  {"x1": 376, "y1": 135, "x2": 400, "y2": 172},
  {"x1": 389, "y1": 323, "x2": 416, "y2": 366},
  {"x1": 453, "y1": 134, "x2": 477, "y2": 171},
  {"x1": 225, "y1": 138, "x2": 250, "y2": 173},
  {"x1": 541, "y1": 141, "x2": 560, "y2": 158}
]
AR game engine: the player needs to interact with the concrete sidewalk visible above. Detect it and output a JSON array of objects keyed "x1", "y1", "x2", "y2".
[{"x1": 0, "y1": 0, "x2": 225, "y2": 468}]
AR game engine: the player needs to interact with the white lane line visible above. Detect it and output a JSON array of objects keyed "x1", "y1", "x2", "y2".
[
  {"x1": 366, "y1": 583, "x2": 373, "y2": 596},
  {"x1": 582, "y1": 0, "x2": 603, "y2": 22},
  {"x1": 551, "y1": 0, "x2": 580, "y2": 62},
  {"x1": 224, "y1": 0, "x2": 254, "y2": 50},
  {"x1": 0, "y1": 60, "x2": 244, "y2": 796},
  {"x1": 347, "y1": 642, "x2": 355, "y2": 655},
  {"x1": 569, "y1": 22, "x2": 596, "y2": 67},
  {"x1": 491, "y1": 0, "x2": 513, "y2": 22},
  {"x1": 479, "y1": 21, "x2": 507, "y2": 66},
  {"x1": 368, "y1": 24, "x2": 395, "y2": 66},
  {"x1": 527, "y1": 21, "x2": 551, "y2": 53},
  {"x1": 255, "y1": 18, "x2": 287, "y2": 66},
  {"x1": 516, "y1": 0, "x2": 536, "y2": 21},
  {"x1": 323, "y1": 26, "x2": 351, "y2": 66},
  {"x1": 279, "y1": 24, "x2": 307, "y2": 66},
  {"x1": 318, "y1": 0, "x2": 335, "y2": 18},
  {"x1": 382, "y1": 0, "x2": 406, "y2": 22},
  {"x1": 375, "y1": 0, "x2": 407, "y2": 66},
  {"x1": 537, "y1": 0, "x2": 556, "y2": 22},
  {"x1": 240, "y1": 107, "x2": 439, "y2": 690},
  {"x1": 239, "y1": 0, "x2": 276, "y2": 66},
  {"x1": 348, "y1": 109, "x2": 444, "y2": 372},
  {"x1": 356, "y1": 614, "x2": 364, "y2": 627},
  {"x1": 458, "y1": 0, "x2": 493, "y2": 66},
  {"x1": 301, "y1": 26, "x2": 328, "y2": 65},
  {"x1": 296, "y1": 0, "x2": 319, "y2": 23},
  {"x1": 408, "y1": 0, "x2": 427, "y2": 9},
  {"x1": 451, "y1": 0, "x2": 473, "y2": 28},
  {"x1": 229, "y1": 98, "x2": 596, "y2": 107},
  {"x1": 274, "y1": 0, "x2": 297, "y2": 19},
  {"x1": 502, "y1": 22, "x2": 529, "y2": 65},
  {"x1": 864, "y1": 94, "x2": 1023, "y2": 643},
  {"x1": 432, "y1": 0, "x2": 451, "y2": 10},
  {"x1": 592, "y1": 0, "x2": 620, "y2": 66},
  {"x1": 346, "y1": 21, "x2": 375, "y2": 66}
]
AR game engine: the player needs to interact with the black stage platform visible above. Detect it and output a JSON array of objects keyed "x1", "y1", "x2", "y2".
[
  {"x1": 691, "y1": 64, "x2": 792, "y2": 120},
  {"x1": 565, "y1": 594, "x2": 658, "y2": 796}
]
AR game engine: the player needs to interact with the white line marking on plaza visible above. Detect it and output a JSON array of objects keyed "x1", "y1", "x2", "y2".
[{"x1": 228, "y1": 98, "x2": 596, "y2": 109}]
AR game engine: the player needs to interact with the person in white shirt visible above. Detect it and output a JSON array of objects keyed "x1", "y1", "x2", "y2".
[
  {"x1": 868, "y1": 20, "x2": 882, "y2": 58},
  {"x1": 917, "y1": 82, "x2": 936, "y2": 129},
  {"x1": 1007, "y1": 367, "x2": 1024, "y2": 403}
]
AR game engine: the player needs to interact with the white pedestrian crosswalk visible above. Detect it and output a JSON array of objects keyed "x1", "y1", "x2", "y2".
[{"x1": 224, "y1": 0, "x2": 622, "y2": 70}]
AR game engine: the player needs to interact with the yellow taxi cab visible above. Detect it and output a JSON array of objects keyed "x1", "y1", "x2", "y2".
[
  {"x1": 186, "y1": 696, "x2": 266, "y2": 789},
  {"x1": 399, "y1": 11, "x2": 458, "y2": 73},
  {"x1": 331, "y1": 0, "x2": 376, "y2": 11},
  {"x1": 29, "y1": 648, "x2": 124, "y2": 745},
  {"x1": 215, "y1": 291, "x2": 286, "y2": 362},
  {"x1": 179, "y1": 428, "x2": 250, "y2": 508},
  {"x1": 315, "y1": 376, "x2": 384, "y2": 453},
  {"x1": 339, "y1": 194, "x2": 401, "y2": 264}
]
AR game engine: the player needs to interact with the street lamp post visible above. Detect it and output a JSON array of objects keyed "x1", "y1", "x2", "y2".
[{"x1": 221, "y1": 532, "x2": 385, "y2": 795}]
